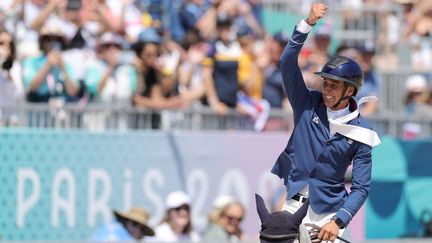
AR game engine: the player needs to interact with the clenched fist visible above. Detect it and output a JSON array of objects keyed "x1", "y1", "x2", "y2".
[{"x1": 307, "y1": 3, "x2": 328, "y2": 26}]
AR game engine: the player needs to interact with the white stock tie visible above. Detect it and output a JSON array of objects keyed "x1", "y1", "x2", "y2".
[{"x1": 328, "y1": 96, "x2": 381, "y2": 147}]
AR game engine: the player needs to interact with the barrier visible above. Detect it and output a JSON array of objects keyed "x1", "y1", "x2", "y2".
[
  {"x1": 3, "y1": 102, "x2": 432, "y2": 139},
  {"x1": 2, "y1": 128, "x2": 432, "y2": 241},
  {"x1": 0, "y1": 103, "x2": 291, "y2": 132},
  {"x1": 0, "y1": 129, "x2": 287, "y2": 241}
]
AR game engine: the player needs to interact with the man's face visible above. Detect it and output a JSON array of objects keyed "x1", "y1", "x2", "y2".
[{"x1": 322, "y1": 79, "x2": 353, "y2": 110}]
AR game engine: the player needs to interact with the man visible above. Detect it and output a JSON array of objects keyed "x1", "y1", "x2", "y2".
[{"x1": 271, "y1": 3, "x2": 381, "y2": 243}]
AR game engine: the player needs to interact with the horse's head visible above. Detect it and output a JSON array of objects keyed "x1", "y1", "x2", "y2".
[{"x1": 256, "y1": 194, "x2": 310, "y2": 243}]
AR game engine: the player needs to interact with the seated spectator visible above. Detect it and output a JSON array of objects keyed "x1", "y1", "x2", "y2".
[
  {"x1": 22, "y1": 23, "x2": 79, "y2": 102},
  {"x1": 90, "y1": 206, "x2": 155, "y2": 242},
  {"x1": 149, "y1": 191, "x2": 200, "y2": 242},
  {"x1": 0, "y1": 29, "x2": 24, "y2": 125},
  {"x1": 84, "y1": 32, "x2": 136, "y2": 103},
  {"x1": 404, "y1": 74, "x2": 432, "y2": 117},
  {"x1": 203, "y1": 196, "x2": 245, "y2": 242}
]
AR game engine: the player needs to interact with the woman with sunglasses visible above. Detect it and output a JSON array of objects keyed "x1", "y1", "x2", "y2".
[
  {"x1": 203, "y1": 199, "x2": 245, "y2": 242},
  {"x1": 149, "y1": 191, "x2": 200, "y2": 242}
]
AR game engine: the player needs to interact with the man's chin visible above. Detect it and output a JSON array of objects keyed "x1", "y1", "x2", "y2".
[{"x1": 323, "y1": 100, "x2": 333, "y2": 108}]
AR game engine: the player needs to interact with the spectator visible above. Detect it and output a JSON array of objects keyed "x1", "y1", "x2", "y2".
[
  {"x1": 404, "y1": 74, "x2": 432, "y2": 117},
  {"x1": 222, "y1": 0, "x2": 264, "y2": 38},
  {"x1": 0, "y1": 29, "x2": 24, "y2": 125},
  {"x1": 202, "y1": 14, "x2": 242, "y2": 115},
  {"x1": 357, "y1": 40, "x2": 382, "y2": 116},
  {"x1": 34, "y1": 0, "x2": 121, "y2": 47},
  {"x1": 132, "y1": 28, "x2": 184, "y2": 110},
  {"x1": 302, "y1": 24, "x2": 332, "y2": 90},
  {"x1": 237, "y1": 30, "x2": 263, "y2": 100},
  {"x1": 106, "y1": 0, "x2": 152, "y2": 42},
  {"x1": 149, "y1": 191, "x2": 200, "y2": 242},
  {"x1": 179, "y1": 0, "x2": 206, "y2": 34},
  {"x1": 84, "y1": 32, "x2": 136, "y2": 103},
  {"x1": 22, "y1": 23, "x2": 79, "y2": 102},
  {"x1": 131, "y1": 28, "x2": 185, "y2": 129},
  {"x1": 409, "y1": 1, "x2": 432, "y2": 37},
  {"x1": 262, "y1": 31, "x2": 289, "y2": 110},
  {"x1": 178, "y1": 29, "x2": 207, "y2": 107},
  {"x1": 198, "y1": 0, "x2": 263, "y2": 40},
  {"x1": 90, "y1": 206, "x2": 155, "y2": 242},
  {"x1": 237, "y1": 29, "x2": 270, "y2": 131},
  {"x1": 8, "y1": 0, "x2": 47, "y2": 59},
  {"x1": 203, "y1": 197, "x2": 245, "y2": 242}
]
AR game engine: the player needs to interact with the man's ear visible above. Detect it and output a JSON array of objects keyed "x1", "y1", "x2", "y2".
[{"x1": 347, "y1": 86, "x2": 355, "y2": 96}]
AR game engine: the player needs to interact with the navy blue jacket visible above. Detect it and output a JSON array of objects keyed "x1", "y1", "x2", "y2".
[{"x1": 271, "y1": 27, "x2": 373, "y2": 227}]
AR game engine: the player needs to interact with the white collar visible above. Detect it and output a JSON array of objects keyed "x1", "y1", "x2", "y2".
[{"x1": 327, "y1": 105, "x2": 350, "y2": 121}]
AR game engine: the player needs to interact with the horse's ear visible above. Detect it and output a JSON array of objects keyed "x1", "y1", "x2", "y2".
[
  {"x1": 255, "y1": 193, "x2": 270, "y2": 223},
  {"x1": 291, "y1": 200, "x2": 309, "y2": 226}
]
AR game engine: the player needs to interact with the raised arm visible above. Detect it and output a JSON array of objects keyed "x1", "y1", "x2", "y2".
[{"x1": 279, "y1": 3, "x2": 327, "y2": 114}]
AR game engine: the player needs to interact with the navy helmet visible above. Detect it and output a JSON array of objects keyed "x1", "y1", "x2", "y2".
[{"x1": 314, "y1": 56, "x2": 364, "y2": 96}]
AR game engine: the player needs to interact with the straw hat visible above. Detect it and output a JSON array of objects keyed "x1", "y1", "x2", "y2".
[{"x1": 113, "y1": 207, "x2": 155, "y2": 236}]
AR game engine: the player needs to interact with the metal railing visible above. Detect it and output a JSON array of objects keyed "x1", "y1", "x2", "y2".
[
  {"x1": 0, "y1": 103, "x2": 292, "y2": 132},
  {"x1": 2, "y1": 102, "x2": 432, "y2": 138}
]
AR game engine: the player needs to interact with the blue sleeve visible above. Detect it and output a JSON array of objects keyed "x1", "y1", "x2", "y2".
[
  {"x1": 179, "y1": 8, "x2": 198, "y2": 30},
  {"x1": 335, "y1": 143, "x2": 372, "y2": 226},
  {"x1": 279, "y1": 27, "x2": 312, "y2": 115}
]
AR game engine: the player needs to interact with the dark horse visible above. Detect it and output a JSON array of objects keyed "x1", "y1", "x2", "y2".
[{"x1": 255, "y1": 193, "x2": 311, "y2": 243}]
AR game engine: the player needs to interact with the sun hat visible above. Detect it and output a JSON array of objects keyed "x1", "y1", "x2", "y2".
[
  {"x1": 113, "y1": 206, "x2": 155, "y2": 236},
  {"x1": 165, "y1": 191, "x2": 191, "y2": 209}
]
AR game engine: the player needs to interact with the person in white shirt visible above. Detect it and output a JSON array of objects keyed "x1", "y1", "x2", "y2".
[{"x1": 149, "y1": 191, "x2": 200, "y2": 242}]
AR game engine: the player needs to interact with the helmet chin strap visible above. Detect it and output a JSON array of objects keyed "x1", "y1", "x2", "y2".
[{"x1": 331, "y1": 84, "x2": 351, "y2": 110}]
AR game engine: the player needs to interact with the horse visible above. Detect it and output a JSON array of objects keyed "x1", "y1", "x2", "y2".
[{"x1": 255, "y1": 193, "x2": 312, "y2": 243}]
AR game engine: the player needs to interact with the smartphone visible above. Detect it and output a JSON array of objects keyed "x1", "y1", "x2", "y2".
[
  {"x1": 52, "y1": 41, "x2": 62, "y2": 51},
  {"x1": 67, "y1": 0, "x2": 82, "y2": 10}
]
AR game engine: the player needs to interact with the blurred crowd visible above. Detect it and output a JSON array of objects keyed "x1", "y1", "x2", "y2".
[
  {"x1": 2, "y1": 0, "x2": 432, "y2": 130},
  {"x1": 90, "y1": 191, "x2": 249, "y2": 242}
]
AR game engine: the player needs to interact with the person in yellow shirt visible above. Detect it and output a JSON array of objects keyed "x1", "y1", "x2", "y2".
[{"x1": 237, "y1": 30, "x2": 265, "y2": 100}]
